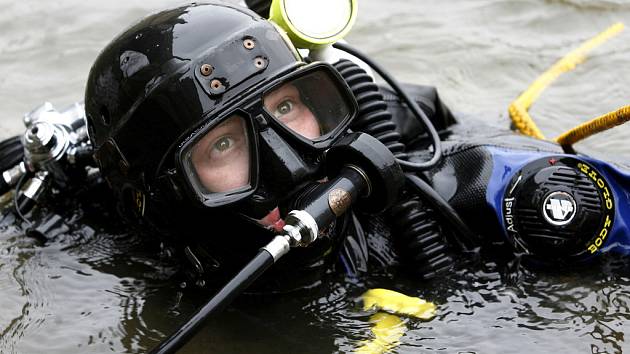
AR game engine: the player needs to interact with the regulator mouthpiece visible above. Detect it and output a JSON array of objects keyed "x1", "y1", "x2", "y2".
[
  {"x1": 263, "y1": 132, "x2": 404, "y2": 260},
  {"x1": 264, "y1": 163, "x2": 370, "y2": 261}
]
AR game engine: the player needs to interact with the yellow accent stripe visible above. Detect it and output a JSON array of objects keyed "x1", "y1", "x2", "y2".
[
  {"x1": 509, "y1": 22, "x2": 625, "y2": 139},
  {"x1": 555, "y1": 105, "x2": 630, "y2": 146}
]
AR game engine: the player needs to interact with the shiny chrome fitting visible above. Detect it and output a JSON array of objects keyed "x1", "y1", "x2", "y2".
[
  {"x1": 23, "y1": 102, "x2": 54, "y2": 128},
  {"x1": 23, "y1": 122, "x2": 69, "y2": 168},
  {"x1": 24, "y1": 122, "x2": 56, "y2": 153},
  {"x1": 262, "y1": 235, "x2": 291, "y2": 262},
  {"x1": 282, "y1": 210, "x2": 319, "y2": 247},
  {"x1": 23, "y1": 171, "x2": 49, "y2": 200},
  {"x1": 2, "y1": 162, "x2": 26, "y2": 186}
]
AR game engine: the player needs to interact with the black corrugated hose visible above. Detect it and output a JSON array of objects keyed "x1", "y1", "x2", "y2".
[
  {"x1": 244, "y1": 0, "x2": 271, "y2": 18},
  {"x1": 333, "y1": 59, "x2": 456, "y2": 279},
  {"x1": 0, "y1": 136, "x2": 24, "y2": 196},
  {"x1": 0, "y1": 136, "x2": 24, "y2": 172}
]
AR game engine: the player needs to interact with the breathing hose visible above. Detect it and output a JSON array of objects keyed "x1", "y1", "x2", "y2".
[
  {"x1": 0, "y1": 136, "x2": 24, "y2": 172},
  {"x1": 332, "y1": 58, "x2": 464, "y2": 278},
  {"x1": 150, "y1": 249, "x2": 276, "y2": 354},
  {"x1": 404, "y1": 174, "x2": 479, "y2": 250},
  {"x1": 555, "y1": 105, "x2": 630, "y2": 149},
  {"x1": 333, "y1": 42, "x2": 442, "y2": 172},
  {"x1": 389, "y1": 190, "x2": 453, "y2": 279},
  {"x1": 333, "y1": 59, "x2": 407, "y2": 159}
]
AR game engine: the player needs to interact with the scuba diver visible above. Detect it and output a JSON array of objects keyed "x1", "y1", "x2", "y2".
[
  {"x1": 77, "y1": 0, "x2": 462, "y2": 293},
  {"x1": 3, "y1": 0, "x2": 629, "y2": 293}
]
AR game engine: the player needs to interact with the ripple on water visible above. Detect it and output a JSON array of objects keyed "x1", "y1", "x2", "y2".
[{"x1": 0, "y1": 208, "x2": 180, "y2": 354}]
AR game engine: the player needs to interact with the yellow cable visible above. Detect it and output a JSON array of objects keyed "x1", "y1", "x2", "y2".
[
  {"x1": 509, "y1": 22, "x2": 625, "y2": 139},
  {"x1": 509, "y1": 102, "x2": 546, "y2": 139},
  {"x1": 555, "y1": 105, "x2": 630, "y2": 146}
]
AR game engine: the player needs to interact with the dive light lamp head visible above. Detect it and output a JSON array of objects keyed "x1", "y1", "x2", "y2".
[{"x1": 269, "y1": 0, "x2": 358, "y2": 49}]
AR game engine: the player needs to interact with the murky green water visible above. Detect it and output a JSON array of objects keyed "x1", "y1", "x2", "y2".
[{"x1": 1, "y1": 0, "x2": 629, "y2": 353}]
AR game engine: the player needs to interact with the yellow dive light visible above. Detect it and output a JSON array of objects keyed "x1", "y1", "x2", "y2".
[{"x1": 269, "y1": 0, "x2": 358, "y2": 49}]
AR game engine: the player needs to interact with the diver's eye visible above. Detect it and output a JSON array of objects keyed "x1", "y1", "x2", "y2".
[
  {"x1": 275, "y1": 100, "x2": 294, "y2": 117},
  {"x1": 213, "y1": 136, "x2": 234, "y2": 153}
]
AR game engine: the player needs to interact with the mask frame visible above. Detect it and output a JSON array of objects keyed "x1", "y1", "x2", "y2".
[{"x1": 174, "y1": 63, "x2": 358, "y2": 208}]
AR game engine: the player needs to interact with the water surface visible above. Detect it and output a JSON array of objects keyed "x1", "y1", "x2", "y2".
[{"x1": 1, "y1": 0, "x2": 629, "y2": 353}]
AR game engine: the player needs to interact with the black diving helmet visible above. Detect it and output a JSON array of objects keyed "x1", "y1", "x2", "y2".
[{"x1": 85, "y1": 2, "x2": 358, "y2": 237}]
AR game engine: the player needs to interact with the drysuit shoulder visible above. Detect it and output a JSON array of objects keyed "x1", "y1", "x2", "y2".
[{"x1": 379, "y1": 84, "x2": 456, "y2": 146}]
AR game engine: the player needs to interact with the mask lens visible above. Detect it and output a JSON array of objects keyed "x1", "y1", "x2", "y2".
[
  {"x1": 263, "y1": 70, "x2": 350, "y2": 141},
  {"x1": 183, "y1": 115, "x2": 252, "y2": 198}
]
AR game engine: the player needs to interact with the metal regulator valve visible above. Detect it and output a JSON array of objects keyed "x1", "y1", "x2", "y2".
[{"x1": 0, "y1": 101, "x2": 94, "y2": 214}]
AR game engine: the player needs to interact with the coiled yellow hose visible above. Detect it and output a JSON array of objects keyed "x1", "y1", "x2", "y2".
[
  {"x1": 555, "y1": 105, "x2": 630, "y2": 147},
  {"x1": 509, "y1": 101, "x2": 546, "y2": 139},
  {"x1": 509, "y1": 22, "x2": 625, "y2": 142}
]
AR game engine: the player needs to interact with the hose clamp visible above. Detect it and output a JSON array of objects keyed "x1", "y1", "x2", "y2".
[{"x1": 262, "y1": 235, "x2": 291, "y2": 262}]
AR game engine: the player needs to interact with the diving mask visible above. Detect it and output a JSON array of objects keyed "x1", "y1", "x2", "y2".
[{"x1": 176, "y1": 63, "x2": 357, "y2": 208}]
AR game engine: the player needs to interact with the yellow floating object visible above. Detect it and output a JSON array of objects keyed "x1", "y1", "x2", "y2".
[
  {"x1": 509, "y1": 22, "x2": 625, "y2": 139},
  {"x1": 362, "y1": 288, "x2": 436, "y2": 320},
  {"x1": 555, "y1": 105, "x2": 630, "y2": 147},
  {"x1": 355, "y1": 313, "x2": 406, "y2": 354}
]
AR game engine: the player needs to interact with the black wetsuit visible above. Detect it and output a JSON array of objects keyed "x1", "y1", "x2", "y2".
[{"x1": 0, "y1": 83, "x2": 460, "y2": 292}]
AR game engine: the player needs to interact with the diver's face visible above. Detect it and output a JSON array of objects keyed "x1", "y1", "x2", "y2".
[
  {"x1": 263, "y1": 83, "x2": 321, "y2": 140},
  {"x1": 191, "y1": 115, "x2": 250, "y2": 193},
  {"x1": 191, "y1": 83, "x2": 320, "y2": 193}
]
